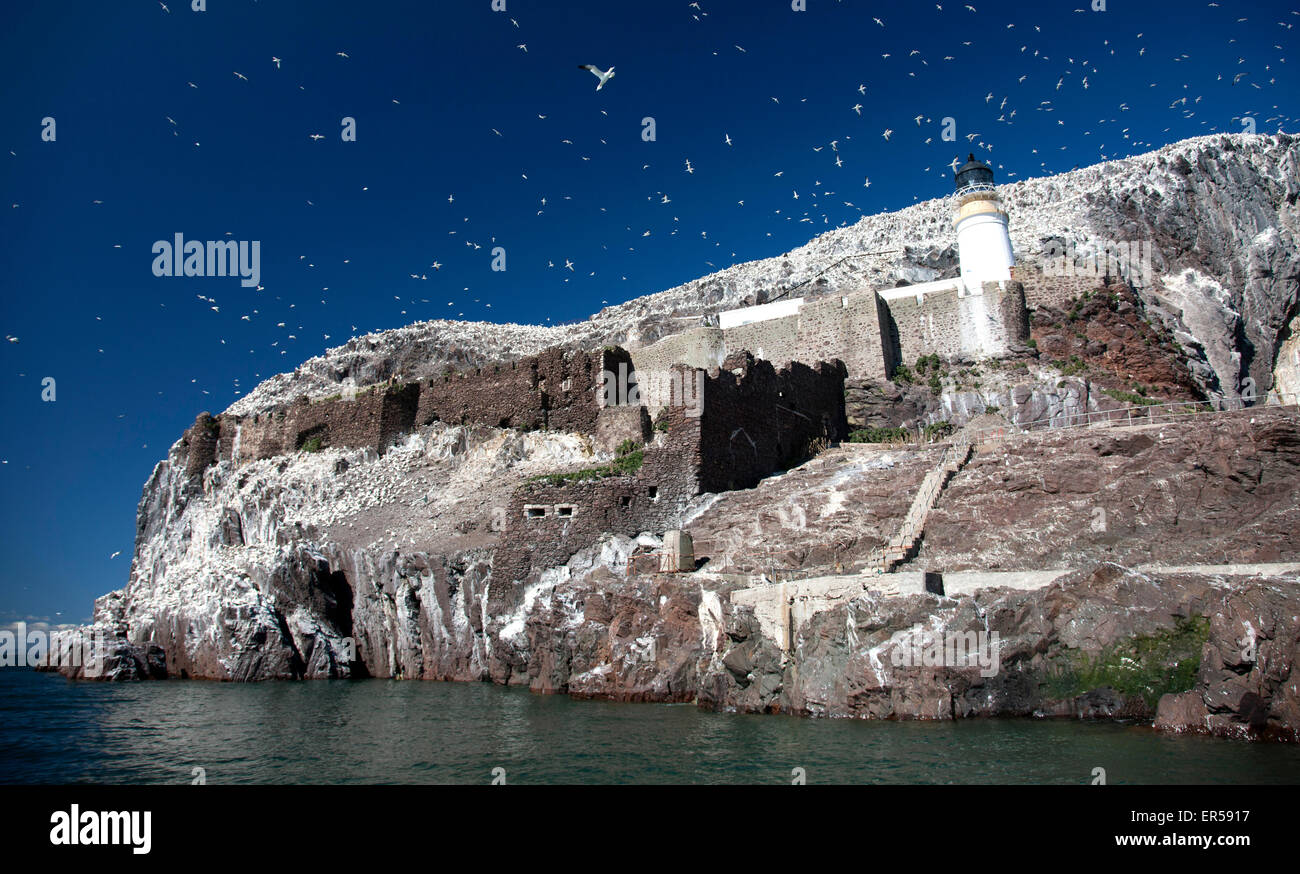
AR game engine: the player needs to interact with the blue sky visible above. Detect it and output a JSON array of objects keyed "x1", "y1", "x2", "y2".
[{"x1": 1, "y1": 0, "x2": 1296, "y2": 624}]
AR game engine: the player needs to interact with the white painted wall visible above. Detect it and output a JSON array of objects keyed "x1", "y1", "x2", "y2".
[{"x1": 718, "y1": 296, "x2": 804, "y2": 329}]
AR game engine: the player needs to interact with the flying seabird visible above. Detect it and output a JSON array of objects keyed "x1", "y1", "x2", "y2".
[{"x1": 578, "y1": 64, "x2": 616, "y2": 91}]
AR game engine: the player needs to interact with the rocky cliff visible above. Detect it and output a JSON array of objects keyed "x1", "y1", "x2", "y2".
[
  {"x1": 57, "y1": 396, "x2": 1300, "y2": 741},
  {"x1": 53, "y1": 134, "x2": 1300, "y2": 743}
]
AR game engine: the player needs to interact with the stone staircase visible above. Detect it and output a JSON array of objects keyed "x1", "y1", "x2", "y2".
[{"x1": 865, "y1": 432, "x2": 973, "y2": 573}]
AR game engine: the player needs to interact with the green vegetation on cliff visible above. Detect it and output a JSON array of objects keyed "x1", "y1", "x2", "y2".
[
  {"x1": 1041, "y1": 615, "x2": 1210, "y2": 707},
  {"x1": 922, "y1": 421, "x2": 956, "y2": 441},
  {"x1": 1101, "y1": 387, "x2": 1161, "y2": 406},
  {"x1": 848, "y1": 425, "x2": 911, "y2": 444}
]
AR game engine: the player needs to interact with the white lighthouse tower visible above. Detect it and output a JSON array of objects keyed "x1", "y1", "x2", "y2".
[{"x1": 953, "y1": 154, "x2": 1015, "y2": 284}]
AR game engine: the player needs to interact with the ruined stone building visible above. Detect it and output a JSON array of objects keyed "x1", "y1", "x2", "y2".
[
  {"x1": 180, "y1": 346, "x2": 849, "y2": 587},
  {"x1": 495, "y1": 353, "x2": 848, "y2": 584}
]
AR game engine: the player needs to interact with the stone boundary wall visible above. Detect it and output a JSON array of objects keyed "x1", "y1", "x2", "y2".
[
  {"x1": 997, "y1": 281, "x2": 1032, "y2": 345},
  {"x1": 631, "y1": 291, "x2": 886, "y2": 409},
  {"x1": 416, "y1": 358, "x2": 542, "y2": 430},
  {"x1": 628, "y1": 327, "x2": 727, "y2": 412},
  {"x1": 886, "y1": 285, "x2": 968, "y2": 365},
  {"x1": 1017, "y1": 271, "x2": 1108, "y2": 311},
  {"x1": 633, "y1": 281, "x2": 1023, "y2": 391},
  {"x1": 181, "y1": 414, "x2": 222, "y2": 481},
  {"x1": 885, "y1": 281, "x2": 1029, "y2": 365},
  {"x1": 186, "y1": 268, "x2": 1028, "y2": 485},
  {"x1": 713, "y1": 287, "x2": 892, "y2": 384},
  {"x1": 723, "y1": 317, "x2": 801, "y2": 371},
  {"x1": 796, "y1": 289, "x2": 894, "y2": 382},
  {"x1": 595, "y1": 405, "x2": 652, "y2": 453}
]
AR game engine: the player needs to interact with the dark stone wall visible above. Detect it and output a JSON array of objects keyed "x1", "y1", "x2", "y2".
[
  {"x1": 176, "y1": 345, "x2": 847, "y2": 640},
  {"x1": 538, "y1": 346, "x2": 604, "y2": 433},
  {"x1": 377, "y1": 383, "x2": 421, "y2": 449},
  {"x1": 415, "y1": 346, "x2": 627, "y2": 433},
  {"x1": 994, "y1": 280, "x2": 1032, "y2": 346},
  {"x1": 216, "y1": 383, "x2": 419, "y2": 463},
  {"x1": 417, "y1": 358, "x2": 544, "y2": 431},
  {"x1": 594, "y1": 405, "x2": 651, "y2": 452},
  {"x1": 180, "y1": 413, "x2": 221, "y2": 482},
  {"x1": 208, "y1": 345, "x2": 632, "y2": 470},
  {"x1": 794, "y1": 290, "x2": 895, "y2": 382},
  {"x1": 698, "y1": 353, "x2": 848, "y2": 494},
  {"x1": 1016, "y1": 271, "x2": 1106, "y2": 311}
]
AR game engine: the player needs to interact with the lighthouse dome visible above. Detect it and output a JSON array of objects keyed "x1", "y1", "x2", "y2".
[{"x1": 954, "y1": 153, "x2": 995, "y2": 192}]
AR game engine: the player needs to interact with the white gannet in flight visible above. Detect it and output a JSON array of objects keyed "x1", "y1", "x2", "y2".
[{"x1": 578, "y1": 64, "x2": 616, "y2": 90}]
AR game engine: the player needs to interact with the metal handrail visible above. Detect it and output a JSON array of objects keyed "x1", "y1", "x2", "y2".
[{"x1": 954, "y1": 182, "x2": 999, "y2": 196}]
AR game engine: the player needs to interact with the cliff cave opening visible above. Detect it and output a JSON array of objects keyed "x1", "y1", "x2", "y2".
[
  {"x1": 321, "y1": 570, "x2": 353, "y2": 635},
  {"x1": 320, "y1": 569, "x2": 368, "y2": 678}
]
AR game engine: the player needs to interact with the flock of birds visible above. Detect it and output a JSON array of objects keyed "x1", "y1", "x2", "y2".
[{"x1": 3, "y1": 2, "x2": 1297, "y2": 512}]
